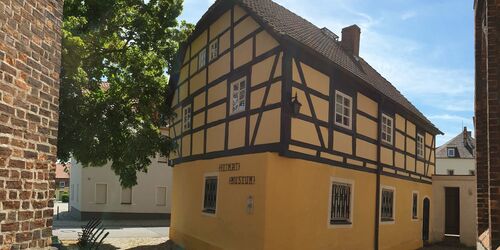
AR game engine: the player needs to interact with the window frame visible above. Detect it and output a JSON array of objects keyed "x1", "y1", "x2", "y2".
[
  {"x1": 417, "y1": 133, "x2": 425, "y2": 158},
  {"x1": 198, "y1": 48, "x2": 207, "y2": 69},
  {"x1": 202, "y1": 173, "x2": 219, "y2": 216},
  {"x1": 230, "y1": 76, "x2": 247, "y2": 115},
  {"x1": 447, "y1": 147, "x2": 455, "y2": 157},
  {"x1": 328, "y1": 177, "x2": 355, "y2": 228},
  {"x1": 209, "y1": 39, "x2": 219, "y2": 62},
  {"x1": 334, "y1": 90, "x2": 353, "y2": 130},
  {"x1": 411, "y1": 191, "x2": 419, "y2": 221},
  {"x1": 380, "y1": 186, "x2": 396, "y2": 224},
  {"x1": 59, "y1": 181, "x2": 65, "y2": 188},
  {"x1": 95, "y1": 183, "x2": 108, "y2": 205},
  {"x1": 121, "y1": 187, "x2": 133, "y2": 205},
  {"x1": 156, "y1": 186, "x2": 167, "y2": 206},
  {"x1": 381, "y1": 114, "x2": 394, "y2": 145},
  {"x1": 182, "y1": 105, "x2": 192, "y2": 131}
]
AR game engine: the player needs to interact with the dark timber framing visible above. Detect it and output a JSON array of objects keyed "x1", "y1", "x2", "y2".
[{"x1": 167, "y1": 0, "x2": 438, "y2": 185}]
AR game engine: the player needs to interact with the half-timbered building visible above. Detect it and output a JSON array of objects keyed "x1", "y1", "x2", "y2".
[{"x1": 168, "y1": 0, "x2": 441, "y2": 249}]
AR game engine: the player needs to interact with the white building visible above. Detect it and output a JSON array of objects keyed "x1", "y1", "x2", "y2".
[
  {"x1": 69, "y1": 155, "x2": 172, "y2": 220},
  {"x1": 435, "y1": 127, "x2": 475, "y2": 175}
]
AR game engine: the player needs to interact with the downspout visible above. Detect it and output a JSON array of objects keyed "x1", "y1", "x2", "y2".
[{"x1": 374, "y1": 97, "x2": 384, "y2": 250}]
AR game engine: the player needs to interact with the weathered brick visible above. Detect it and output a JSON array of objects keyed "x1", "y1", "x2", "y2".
[
  {"x1": 2, "y1": 201, "x2": 20, "y2": 209},
  {"x1": 1, "y1": 222, "x2": 19, "y2": 232},
  {"x1": 15, "y1": 232, "x2": 32, "y2": 242}
]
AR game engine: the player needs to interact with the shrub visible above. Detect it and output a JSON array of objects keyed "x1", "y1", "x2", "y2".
[{"x1": 61, "y1": 194, "x2": 69, "y2": 202}]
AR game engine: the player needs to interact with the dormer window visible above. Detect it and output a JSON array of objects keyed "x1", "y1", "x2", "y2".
[{"x1": 447, "y1": 147, "x2": 455, "y2": 157}]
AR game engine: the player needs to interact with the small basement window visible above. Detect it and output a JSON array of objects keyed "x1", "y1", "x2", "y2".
[
  {"x1": 330, "y1": 182, "x2": 352, "y2": 225},
  {"x1": 381, "y1": 188, "x2": 394, "y2": 221},
  {"x1": 203, "y1": 175, "x2": 218, "y2": 214}
]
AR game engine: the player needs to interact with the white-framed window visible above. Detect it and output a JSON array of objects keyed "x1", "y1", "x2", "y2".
[
  {"x1": 417, "y1": 133, "x2": 424, "y2": 158},
  {"x1": 381, "y1": 187, "x2": 395, "y2": 222},
  {"x1": 156, "y1": 187, "x2": 167, "y2": 206},
  {"x1": 121, "y1": 187, "x2": 132, "y2": 204},
  {"x1": 447, "y1": 147, "x2": 455, "y2": 157},
  {"x1": 202, "y1": 174, "x2": 218, "y2": 214},
  {"x1": 329, "y1": 177, "x2": 354, "y2": 227},
  {"x1": 182, "y1": 105, "x2": 192, "y2": 130},
  {"x1": 447, "y1": 169, "x2": 455, "y2": 175},
  {"x1": 334, "y1": 91, "x2": 352, "y2": 129},
  {"x1": 95, "y1": 183, "x2": 107, "y2": 204},
  {"x1": 381, "y1": 114, "x2": 393, "y2": 144},
  {"x1": 198, "y1": 49, "x2": 206, "y2": 69},
  {"x1": 412, "y1": 191, "x2": 418, "y2": 220},
  {"x1": 59, "y1": 181, "x2": 65, "y2": 188},
  {"x1": 230, "y1": 77, "x2": 247, "y2": 114},
  {"x1": 209, "y1": 39, "x2": 219, "y2": 61}
]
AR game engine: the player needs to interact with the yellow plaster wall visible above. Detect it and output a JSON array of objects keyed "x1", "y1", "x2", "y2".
[
  {"x1": 208, "y1": 80, "x2": 227, "y2": 105},
  {"x1": 395, "y1": 114, "x2": 405, "y2": 132},
  {"x1": 255, "y1": 31, "x2": 278, "y2": 56},
  {"x1": 356, "y1": 139, "x2": 377, "y2": 161},
  {"x1": 357, "y1": 93, "x2": 378, "y2": 118},
  {"x1": 234, "y1": 16, "x2": 259, "y2": 43},
  {"x1": 228, "y1": 118, "x2": 246, "y2": 149},
  {"x1": 333, "y1": 131, "x2": 352, "y2": 154},
  {"x1": 395, "y1": 152, "x2": 405, "y2": 169},
  {"x1": 208, "y1": 53, "x2": 230, "y2": 83},
  {"x1": 406, "y1": 138, "x2": 416, "y2": 155},
  {"x1": 193, "y1": 112, "x2": 205, "y2": 129},
  {"x1": 233, "y1": 5, "x2": 246, "y2": 22},
  {"x1": 219, "y1": 30, "x2": 230, "y2": 53},
  {"x1": 233, "y1": 38, "x2": 253, "y2": 69},
  {"x1": 291, "y1": 119, "x2": 320, "y2": 146},
  {"x1": 395, "y1": 131, "x2": 405, "y2": 151},
  {"x1": 251, "y1": 55, "x2": 275, "y2": 86},
  {"x1": 406, "y1": 121, "x2": 416, "y2": 138},
  {"x1": 206, "y1": 123, "x2": 225, "y2": 153},
  {"x1": 254, "y1": 108, "x2": 281, "y2": 145},
  {"x1": 380, "y1": 147, "x2": 393, "y2": 166},
  {"x1": 190, "y1": 69, "x2": 207, "y2": 94},
  {"x1": 193, "y1": 92, "x2": 205, "y2": 112},
  {"x1": 300, "y1": 62, "x2": 329, "y2": 96},
  {"x1": 357, "y1": 114, "x2": 378, "y2": 139},
  {"x1": 379, "y1": 176, "x2": 432, "y2": 250},
  {"x1": 207, "y1": 103, "x2": 226, "y2": 124},
  {"x1": 191, "y1": 30, "x2": 208, "y2": 55},
  {"x1": 182, "y1": 135, "x2": 191, "y2": 157},
  {"x1": 210, "y1": 10, "x2": 231, "y2": 40},
  {"x1": 191, "y1": 131, "x2": 204, "y2": 155}
]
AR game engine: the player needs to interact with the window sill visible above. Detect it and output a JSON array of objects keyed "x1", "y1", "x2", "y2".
[
  {"x1": 381, "y1": 218, "x2": 394, "y2": 222},
  {"x1": 330, "y1": 220, "x2": 351, "y2": 225}
]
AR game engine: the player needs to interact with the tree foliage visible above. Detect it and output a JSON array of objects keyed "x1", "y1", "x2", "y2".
[{"x1": 58, "y1": 0, "x2": 193, "y2": 187}]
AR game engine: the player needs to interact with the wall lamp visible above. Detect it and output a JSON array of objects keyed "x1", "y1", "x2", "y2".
[{"x1": 291, "y1": 92, "x2": 302, "y2": 116}]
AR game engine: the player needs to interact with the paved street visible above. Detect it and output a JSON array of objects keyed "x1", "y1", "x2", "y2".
[{"x1": 53, "y1": 202, "x2": 170, "y2": 249}]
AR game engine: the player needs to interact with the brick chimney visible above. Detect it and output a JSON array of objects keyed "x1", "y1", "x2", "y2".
[{"x1": 341, "y1": 25, "x2": 361, "y2": 57}]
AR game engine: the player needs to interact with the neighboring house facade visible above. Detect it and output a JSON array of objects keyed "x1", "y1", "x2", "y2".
[
  {"x1": 435, "y1": 127, "x2": 475, "y2": 176},
  {"x1": 168, "y1": 1, "x2": 441, "y2": 250},
  {"x1": 69, "y1": 155, "x2": 172, "y2": 220},
  {"x1": 55, "y1": 163, "x2": 71, "y2": 201},
  {"x1": 474, "y1": 0, "x2": 500, "y2": 249},
  {"x1": 431, "y1": 128, "x2": 476, "y2": 246}
]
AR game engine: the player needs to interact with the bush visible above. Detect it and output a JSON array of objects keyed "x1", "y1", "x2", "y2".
[{"x1": 61, "y1": 194, "x2": 69, "y2": 203}]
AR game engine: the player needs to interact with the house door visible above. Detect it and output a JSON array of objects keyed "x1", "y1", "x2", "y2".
[
  {"x1": 422, "y1": 197, "x2": 430, "y2": 241},
  {"x1": 444, "y1": 187, "x2": 460, "y2": 235}
]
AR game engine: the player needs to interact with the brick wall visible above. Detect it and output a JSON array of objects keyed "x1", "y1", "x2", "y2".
[
  {"x1": 0, "y1": 0, "x2": 63, "y2": 249},
  {"x1": 475, "y1": 0, "x2": 500, "y2": 249}
]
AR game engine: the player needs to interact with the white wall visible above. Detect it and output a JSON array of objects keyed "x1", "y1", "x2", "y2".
[
  {"x1": 435, "y1": 158, "x2": 475, "y2": 175},
  {"x1": 70, "y1": 155, "x2": 172, "y2": 214},
  {"x1": 431, "y1": 175, "x2": 476, "y2": 247},
  {"x1": 69, "y1": 158, "x2": 82, "y2": 210}
]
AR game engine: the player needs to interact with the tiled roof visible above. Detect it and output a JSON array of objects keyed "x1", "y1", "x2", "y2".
[
  {"x1": 436, "y1": 129, "x2": 475, "y2": 159},
  {"x1": 195, "y1": 0, "x2": 440, "y2": 133},
  {"x1": 55, "y1": 163, "x2": 70, "y2": 179}
]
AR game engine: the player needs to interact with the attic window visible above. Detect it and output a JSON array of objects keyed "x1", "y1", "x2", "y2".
[{"x1": 447, "y1": 148, "x2": 455, "y2": 157}]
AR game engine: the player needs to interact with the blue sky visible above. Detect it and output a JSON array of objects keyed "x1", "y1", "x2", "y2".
[{"x1": 178, "y1": 0, "x2": 474, "y2": 146}]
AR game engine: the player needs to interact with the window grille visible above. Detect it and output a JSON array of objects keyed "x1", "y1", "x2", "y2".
[
  {"x1": 183, "y1": 106, "x2": 191, "y2": 130},
  {"x1": 203, "y1": 176, "x2": 218, "y2": 214},
  {"x1": 330, "y1": 182, "x2": 351, "y2": 224},
  {"x1": 381, "y1": 189, "x2": 394, "y2": 221}
]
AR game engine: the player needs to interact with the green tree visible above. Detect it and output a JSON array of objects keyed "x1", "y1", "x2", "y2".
[{"x1": 58, "y1": 0, "x2": 193, "y2": 187}]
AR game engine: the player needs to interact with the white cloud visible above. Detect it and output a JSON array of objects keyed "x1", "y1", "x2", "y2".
[{"x1": 401, "y1": 11, "x2": 417, "y2": 20}]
